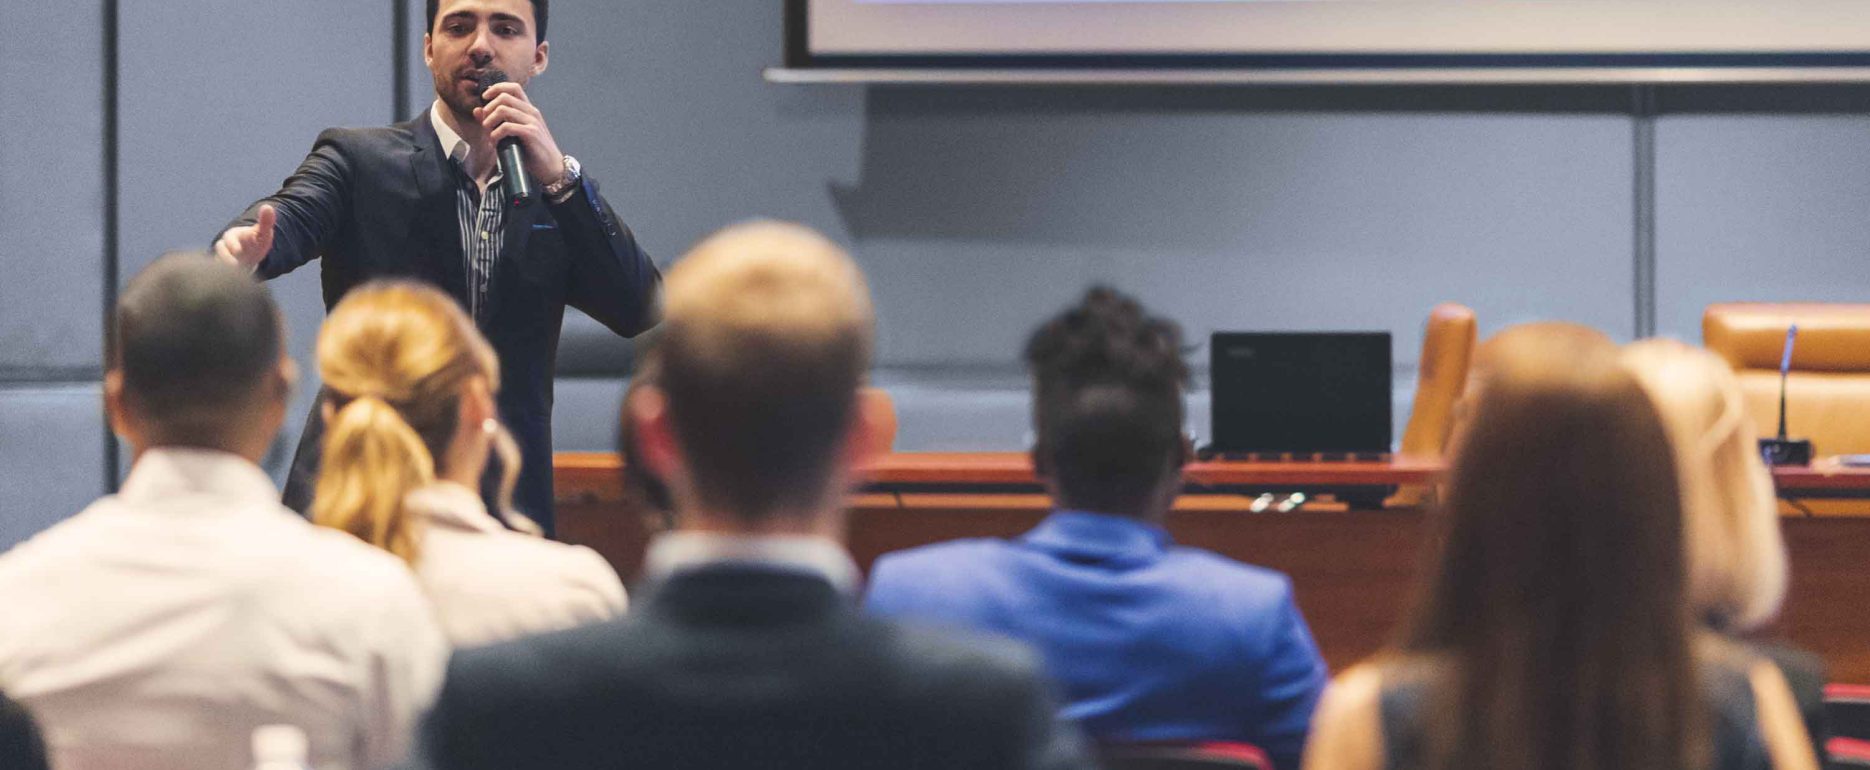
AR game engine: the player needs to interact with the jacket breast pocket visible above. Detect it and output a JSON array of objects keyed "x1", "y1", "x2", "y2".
[{"x1": 513, "y1": 228, "x2": 570, "y2": 286}]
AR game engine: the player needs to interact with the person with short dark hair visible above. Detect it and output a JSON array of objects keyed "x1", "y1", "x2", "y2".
[
  {"x1": 214, "y1": 0, "x2": 658, "y2": 534},
  {"x1": 0, "y1": 254, "x2": 447, "y2": 770},
  {"x1": 411, "y1": 221, "x2": 1092, "y2": 770},
  {"x1": 866, "y1": 286, "x2": 1328, "y2": 770}
]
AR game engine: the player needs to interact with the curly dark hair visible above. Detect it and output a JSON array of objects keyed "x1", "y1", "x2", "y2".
[
  {"x1": 427, "y1": 0, "x2": 547, "y2": 42},
  {"x1": 1024, "y1": 286, "x2": 1190, "y2": 516}
]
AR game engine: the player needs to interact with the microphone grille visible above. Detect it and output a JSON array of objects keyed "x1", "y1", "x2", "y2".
[{"x1": 475, "y1": 69, "x2": 510, "y2": 99}]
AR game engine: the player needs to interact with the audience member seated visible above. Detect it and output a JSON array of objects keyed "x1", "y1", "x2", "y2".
[
  {"x1": 409, "y1": 221, "x2": 1093, "y2": 770},
  {"x1": 313, "y1": 281, "x2": 626, "y2": 647},
  {"x1": 0, "y1": 692, "x2": 49, "y2": 770},
  {"x1": 0, "y1": 254, "x2": 445, "y2": 770},
  {"x1": 865, "y1": 286, "x2": 1328, "y2": 770},
  {"x1": 1303, "y1": 328, "x2": 1816, "y2": 770},
  {"x1": 1623, "y1": 338, "x2": 1828, "y2": 759}
]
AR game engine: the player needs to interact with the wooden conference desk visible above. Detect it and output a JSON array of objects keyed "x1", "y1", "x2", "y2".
[{"x1": 555, "y1": 451, "x2": 1870, "y2": 683}]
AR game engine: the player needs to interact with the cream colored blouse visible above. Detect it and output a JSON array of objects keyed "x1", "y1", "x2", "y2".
[{"x1": 406, "y1": 483, "x2": 627, "y2": 647}]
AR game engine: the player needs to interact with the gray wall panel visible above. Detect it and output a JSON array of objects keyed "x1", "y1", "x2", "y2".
[
  {"x1": 518, "y1": 2, "x2": 1637, "y2": 452},
  {"x1": 26, "y1": 2, "x2": 1870, "y2": 465},
  {"x1": 119, "y1": 1, "x2": 394, "y2": 483},
  {"x1": 1655, "y1": 115, "x2": 1870, "y2": 343},
  {"x1": 0, "y1": 3, "x2": 105, "y2": 375},
  {"x1": 0, "y1": 387, "x2": 105, "y2": 549}
]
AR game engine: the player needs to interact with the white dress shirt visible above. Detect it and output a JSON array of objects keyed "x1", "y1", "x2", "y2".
[
  {"x1": 0, "y1": 448, "x2": 448, "y2": 770},
  {"x1": 406, "y1": 482, "x2": 626, "y2": 647},
  {"x1": 643, "y1": 531, "x2": 861, "y2": 593}
]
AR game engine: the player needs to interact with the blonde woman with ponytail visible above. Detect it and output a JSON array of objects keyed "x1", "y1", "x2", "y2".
[{"x1": 314, "y1": 281, "x2": 625, "y2": 647}]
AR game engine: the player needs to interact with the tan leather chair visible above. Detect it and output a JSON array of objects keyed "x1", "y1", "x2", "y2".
[
  {"x1": 860, "y1": 386, "x2": 899, "y2": 457},
  {"x1": 1388, "y1": 303, "x2": 1477, "y2": 507},
  {"x1": 1704, "y1": 303, "x2": 1870, "y2": 458}
]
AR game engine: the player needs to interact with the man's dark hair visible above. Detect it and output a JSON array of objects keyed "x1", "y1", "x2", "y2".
[
  {"x1": 113, "y1": 253, "x2": 282, "y2": 444},
  {"x1": 1025, "y1": 286, "x2": 1190, "y2": 516},
  {"x1": 426, "y1": 0, "x2": 548, "y2": 42}
]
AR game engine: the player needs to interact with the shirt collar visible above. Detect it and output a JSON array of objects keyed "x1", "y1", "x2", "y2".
[
  {"x1": 404, "y1": 481, "x2": 546, "y2": 537},
  {"x1": 117, "y1": 447, "x2": 281, "y2": 509},
  {"x1": 644, "y1": 531, "x2": 860, "y2": 593},
  {"x1": 429, "y1": 100, "x2": 470, "y2": 165},
  {"x1": 405, "y1": 482, "x2": 505, "y2": 534},
  {"x1": 1021, "y1": 509, "x2": 1171, "y2": 565}
]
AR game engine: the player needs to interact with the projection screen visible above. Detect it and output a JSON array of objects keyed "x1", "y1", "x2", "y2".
[{"x1": 787, "y1": 0, "x2": 1870, "y2": 81}]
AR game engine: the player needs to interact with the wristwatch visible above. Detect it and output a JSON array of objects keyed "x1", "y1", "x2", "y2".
[{"x1": 543, "y1": 155, "x2": 582, "y2": 202}]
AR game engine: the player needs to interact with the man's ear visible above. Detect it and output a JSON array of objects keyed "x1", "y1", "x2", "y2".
[
  {"x1": 1029, "y1": 438, "x2": 1053, "y2": 482},
  {"x1": 103, "y1": 370, "x2": 131, "y2": 441},
  {"x1": 423, "y1": 33, "x2": 434, "y2": 68},
  {"x1": 531, "y1": 40, "x2": 549, "y2": 78},
  {"x1": 630, "y1": 385, "x2": 683, "y2": 486},
  {"x1": 838, "y1": 388, "x2": 894, "y2": 475},
  {"x1": 276, "y1": 356, "x2": 298, "y2": 404}
]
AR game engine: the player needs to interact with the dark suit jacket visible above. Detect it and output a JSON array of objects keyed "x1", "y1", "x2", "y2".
[
  {"x1": 412, "y1": 565, "x2": 1095, "y2": 770},
  {"x1": 224, "y1": 110, "x2": 660, "y2": 534},
  {"x1": 0, "y1": 692, "x2": 49, "y2": 770}
]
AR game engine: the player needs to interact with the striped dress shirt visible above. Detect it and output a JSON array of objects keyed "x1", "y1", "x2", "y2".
[{"x1": 432, "y1": 103, "x2": 505, "y2": 322}]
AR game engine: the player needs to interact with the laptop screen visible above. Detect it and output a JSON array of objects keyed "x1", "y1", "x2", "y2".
[{"x1": 1210, "y1": 332, "x2": 1392, "y2": 455}]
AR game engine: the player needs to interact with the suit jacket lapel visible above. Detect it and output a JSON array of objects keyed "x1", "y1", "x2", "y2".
[{"x1": 409, "y1": 110, "x2": 470, "y2": 305}]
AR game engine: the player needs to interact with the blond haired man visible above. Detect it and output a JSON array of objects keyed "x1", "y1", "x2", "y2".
[{"x1": 411, "y1": 222, "x2": 1091, "y2": 770}]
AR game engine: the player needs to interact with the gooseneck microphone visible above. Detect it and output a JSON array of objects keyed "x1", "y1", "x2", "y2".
[
  {"x1": 1759, "y1": 323, "x2": 1813, "y2": 466},
  {"x1": 475, "y1": 69, "x2": 535, "y2": 208},
  {"x1": 1778, "y1": 325, "x2": 1796, "y2": 441}
]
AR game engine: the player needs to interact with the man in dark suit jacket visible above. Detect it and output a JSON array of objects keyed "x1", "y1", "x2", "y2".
[
  {"x1": 411, "y1": 222, "x2": 1091, "y2": 770},
  {"x1": 0, "y1": 693, "x2": 49, "y2": 770},
  {"x1": 214, "y1": 0, "x2": 658, "y2": 533}
]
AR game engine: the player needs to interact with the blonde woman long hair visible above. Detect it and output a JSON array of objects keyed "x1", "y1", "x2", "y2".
[
  {"x1": 312, "y1": 281, "x2": 524, "y2": 565},
  {"x1": 1623, "y1": 338, "x2": 1789, "y2": 632}
]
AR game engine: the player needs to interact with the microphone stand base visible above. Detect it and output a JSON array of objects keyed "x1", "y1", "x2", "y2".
[{"x1": 1760, "y1": 438, "x2": 1814, "y2": 467}]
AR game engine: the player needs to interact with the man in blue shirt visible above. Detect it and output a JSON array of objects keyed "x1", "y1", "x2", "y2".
[{"x1": 865, "y1": 287, "x2": 1328, "y2": 770}]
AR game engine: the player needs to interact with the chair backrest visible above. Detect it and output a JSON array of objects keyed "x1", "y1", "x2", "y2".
[
  {"x1": 860, "y1": 386, "x2": 898, "y2": 456},
  {"x1": 1399, "y1": 303, "x2": 1478, "y2": 458},
  {"x1": 1099, "y1": 741, "x2": 1272, "y2": 770},
  {"x1": 1704, "y1": 303, "x2": 1870, "y2": 457},
  {"x1": 1389, "y1": 303, "x2": 1476, "y2": 508}
]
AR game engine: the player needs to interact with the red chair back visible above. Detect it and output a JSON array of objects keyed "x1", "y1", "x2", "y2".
[{"x1": 1099, "y1": 741, "x2": 1272, "y2": 770}]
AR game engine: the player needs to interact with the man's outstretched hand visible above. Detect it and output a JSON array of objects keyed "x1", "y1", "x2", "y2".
[{"x1": 214, "y1": 204, "x2": 276, "y2": 270}]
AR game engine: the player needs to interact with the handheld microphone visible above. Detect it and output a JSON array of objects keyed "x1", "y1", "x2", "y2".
[
  {"x1": 475, "y1": 69, "x2": 534, "y2": 208},
  {"x1": 1759, "y1": 323, "x2": 1814, "y2": 466}
]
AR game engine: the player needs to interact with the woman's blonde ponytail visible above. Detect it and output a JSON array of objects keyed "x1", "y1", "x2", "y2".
[{"x1": 312, "y1": 395, "x2": 435, "y2": 564}]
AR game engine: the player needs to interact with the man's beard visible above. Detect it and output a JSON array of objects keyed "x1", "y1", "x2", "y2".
[{"x1": 435, "y1": 75, "x2": 483, "y2": 119}]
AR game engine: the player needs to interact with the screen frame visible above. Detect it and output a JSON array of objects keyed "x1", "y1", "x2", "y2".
[{"x1": 783, "y1": 0, "x2": 1870, "y2": 78}]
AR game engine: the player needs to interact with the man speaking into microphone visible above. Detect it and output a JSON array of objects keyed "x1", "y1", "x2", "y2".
[{"x1": 214, "y1": 0, "x2": 659, "y2": 535}]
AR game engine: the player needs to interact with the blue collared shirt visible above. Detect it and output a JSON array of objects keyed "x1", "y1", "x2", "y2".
[{"x1": 865, "y1": 510, "x2": 1327, "y2": 770}]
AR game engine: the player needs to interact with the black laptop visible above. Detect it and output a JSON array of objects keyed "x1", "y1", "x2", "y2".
[{"x1": 1209, "y1": 331, "x2": 1393, "y2": 459}]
